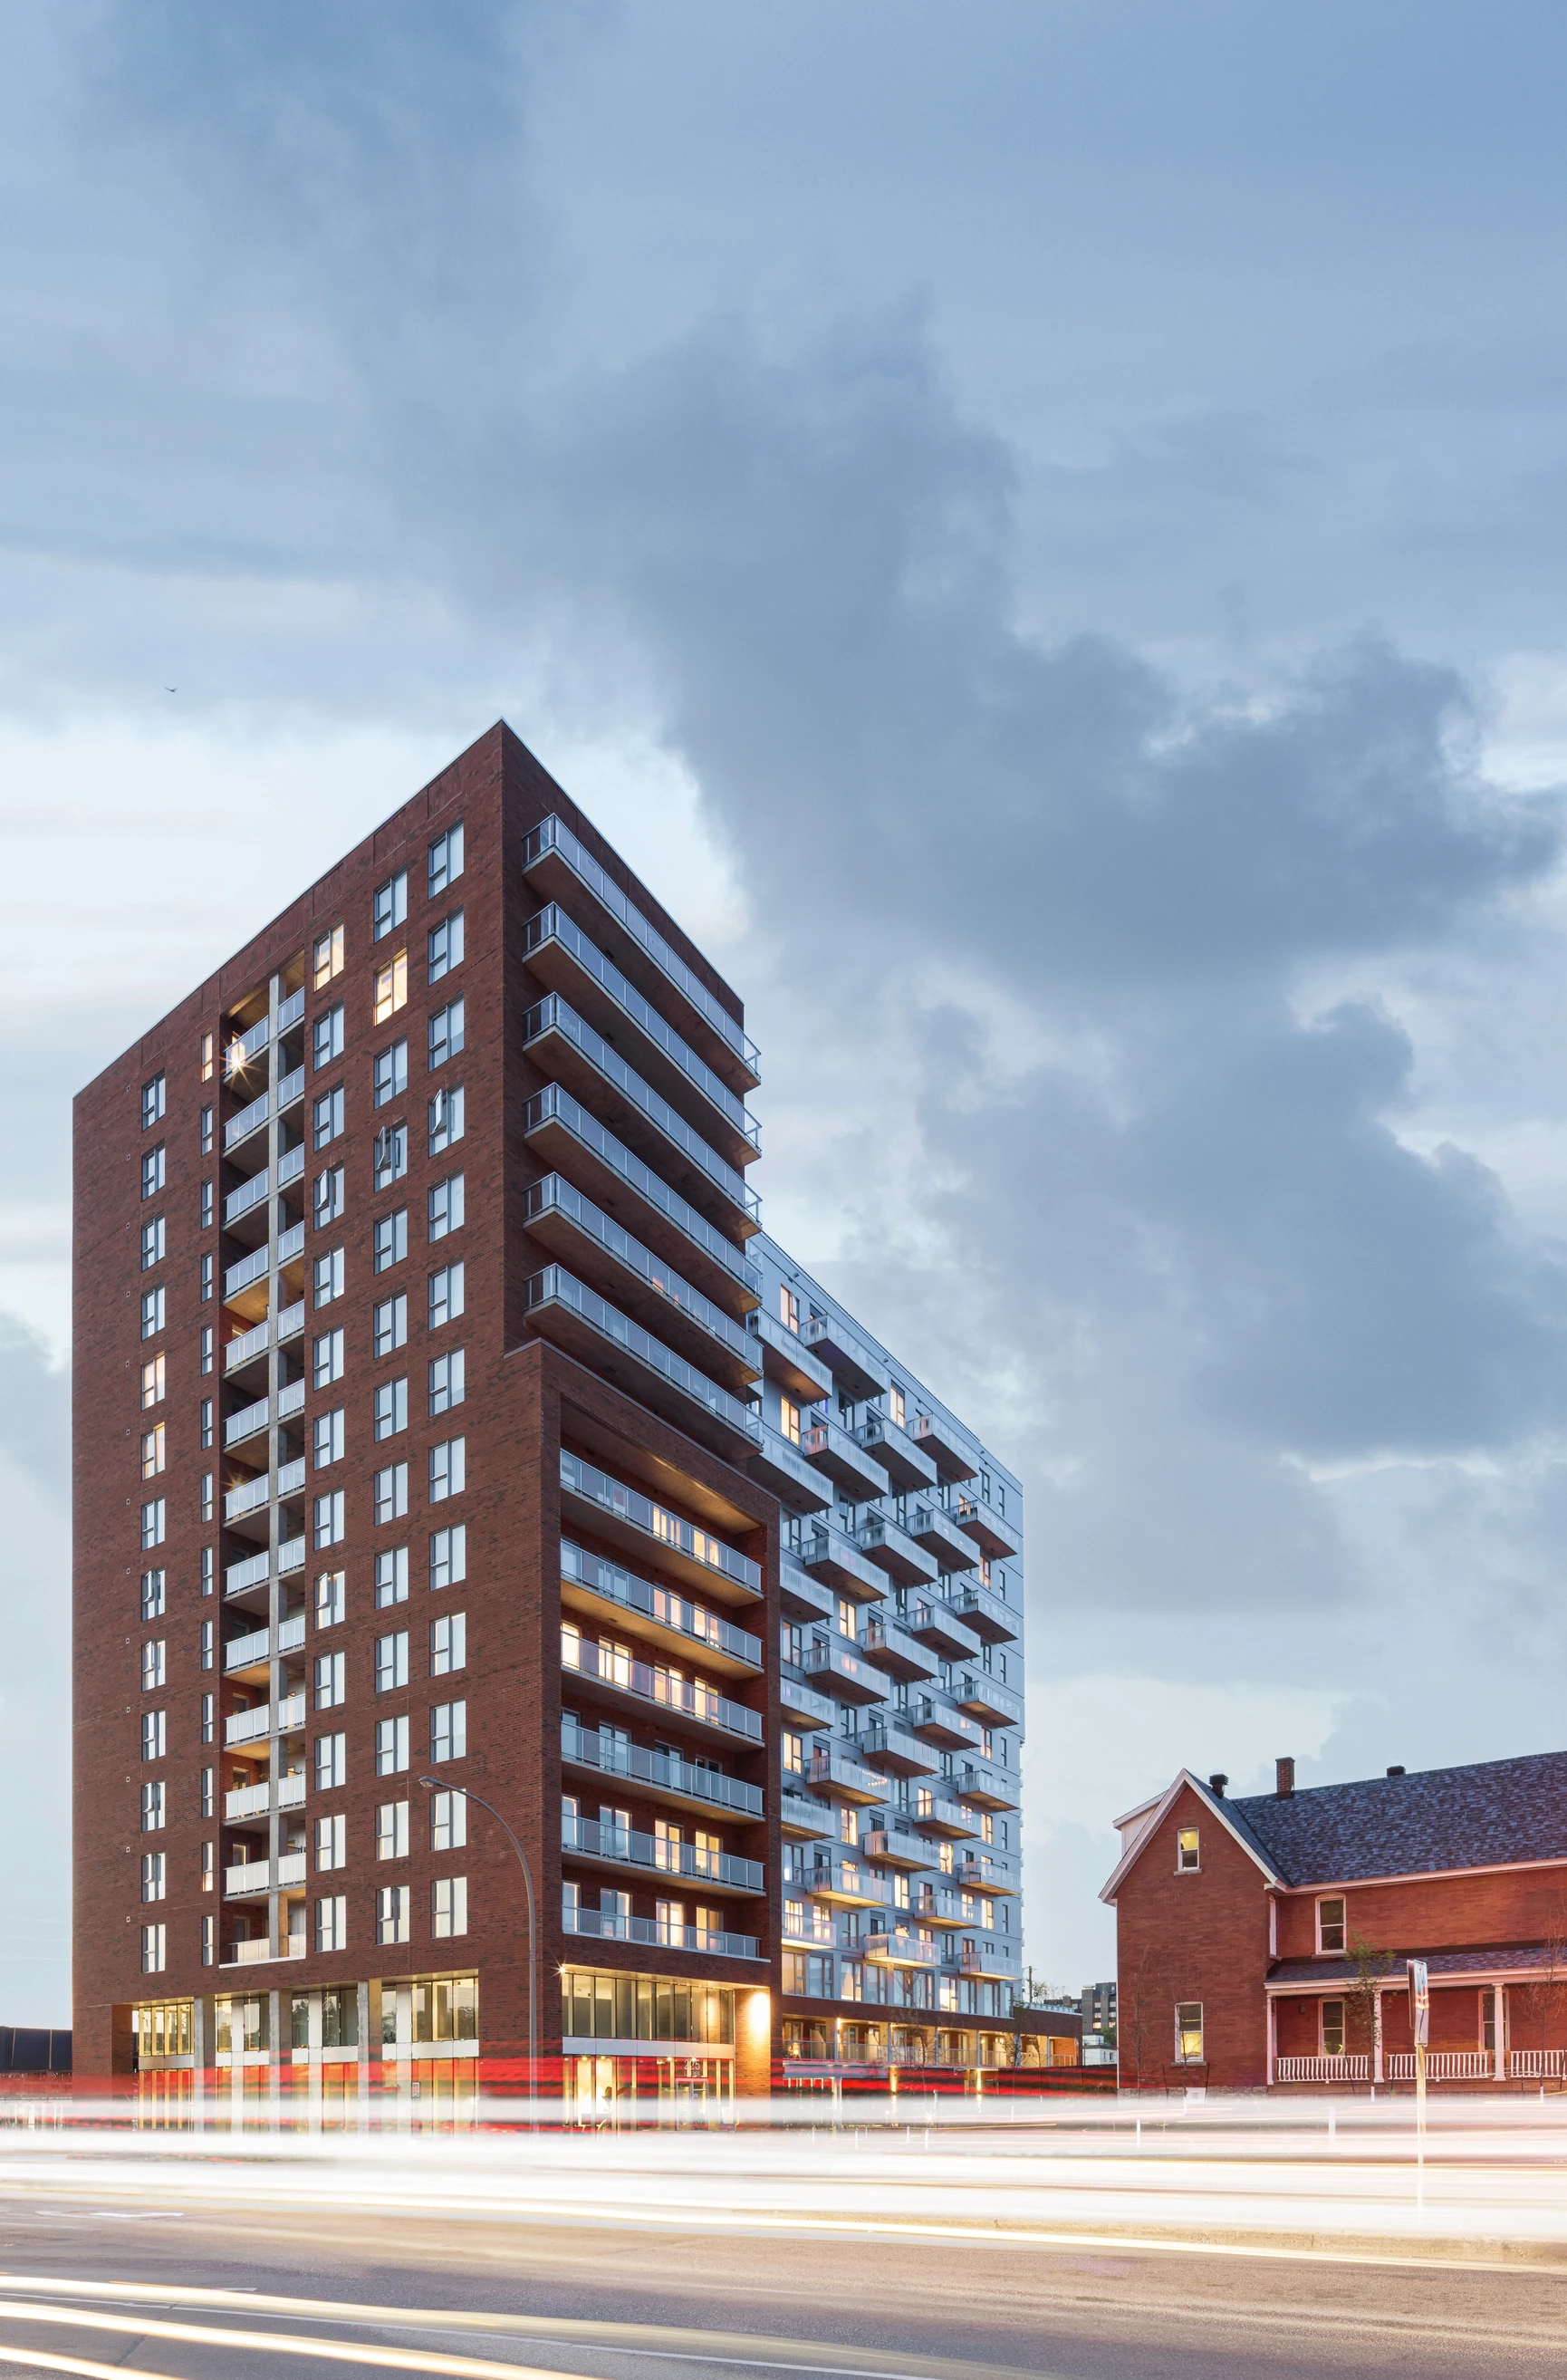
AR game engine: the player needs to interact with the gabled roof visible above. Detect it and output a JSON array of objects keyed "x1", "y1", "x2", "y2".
[
  {"x1": 1100, "y1": 1769, "x2": 1283, "y2": 1904},
  {"x1": 1232, "y1": 1749, "x2": 1567, "y2": 1887}
]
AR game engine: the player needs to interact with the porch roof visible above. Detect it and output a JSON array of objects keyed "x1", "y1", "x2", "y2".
[{"x1": 1266, "y1": 1941, "x2": 1562, "y2": 1993}]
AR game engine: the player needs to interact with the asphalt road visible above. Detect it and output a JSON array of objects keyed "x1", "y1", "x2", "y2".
[{"x1": 0, "y1": 2187, "x2": 1562, "y2": 2380}]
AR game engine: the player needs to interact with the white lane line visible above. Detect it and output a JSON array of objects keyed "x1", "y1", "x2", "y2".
[{"x1": 0, "y1": 2351, "x2": 187, "y2": 2380}]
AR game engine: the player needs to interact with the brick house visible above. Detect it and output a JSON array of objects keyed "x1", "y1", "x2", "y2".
[{"x1": 1102, "y1": 1752, "x2": 1567, "y2": 2090}]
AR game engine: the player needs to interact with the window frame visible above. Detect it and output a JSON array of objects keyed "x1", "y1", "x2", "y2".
[
  {"x1": 1175, "y1": 2001, "x2": 1205, "y2": 2065},
  {"x1": 1316, "y1": 1894, "x2": 1347, "y2": 1955},
  {"x1": 1176, "y1": 1826, "x2": 1200, "y2": 1874}
]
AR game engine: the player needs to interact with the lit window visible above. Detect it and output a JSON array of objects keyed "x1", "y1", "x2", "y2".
[
  {"x1": 139, "y1": 1424, "x2": 165, "y2": 1480},
  {"x1": 1176, "y1": 2002, "x2": 1205, "y2": 2064},
  {"x1": 373, "y1": 870, "x2": 408, "y2": 941},
  {"x1": 373, "y1": 949, "x2": 408, "y2": 1026},
  {"x1": 428, "y1": 910, "x2": 464, "y2": 982},
  {"x1": 428, "y1": 821, "x2": 463, "y2": 898},
  {"x1": 780, "y1": 1397, "x2": 802, "y2": 1446},
  {"x1": 312, "y1": 924, "x2": 345, "y2": 988},
  {"x1": 889, "y1": 1385, "x2": 906, "y2": 1429},
  {"x1": 1318, "y1": 1896, "x2": 1347, "y2": 1954},
  {"x1": 199, "y1": 1033, "x2": 215, "y2": 1083},
  {"x1": 780, "y1": 1286, "x2": 799, "y2": 1334},
  {"x1": 1321, "y1": 1998, "x2": 1345, "y2": 2056},
  {"x1": 1177, "y1": 1827, "x2": 1200, "y2": 1873},
  {"x1": 140, "y1": 1355, "x2": 166, "y2": 1410}
]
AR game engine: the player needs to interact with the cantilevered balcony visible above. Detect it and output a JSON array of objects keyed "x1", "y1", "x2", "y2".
[
  {"x1": 749, "y1": 1309, "x2": 832, "y2": 1406},
  {"x1": 805, "y1": 1740, "x2": 892, "y2": 1806},
  {"x1": 862, "y1": 1826, "x2": 930, "y2": 1872},
  {"x1": 523, "y1": 995, "x2": 760, "y2": 1238},
  {"x1": 954, "y1": 1492, "x2": 1022, "y2": 1561},
  {"x1": 225, "y1": 1773, "x2": 306, "y2": 1824},
  {"x1": 910, "y1": 1696, "x2": 985, "y2": 1755},
  {"x1": 908, "y1": 1502, "x2": 979, "y2": 1572},
  {"x1": 780, "y1": 1789, "x2": 835, "y2": 1841},
  {"x1": 563, "y1": 1903, "x2": 762, "y2": 1961},
  {"x1": 524, "y1": 1265, "x2": 761, "y2": 1464},
  {"x1": 860, "y1": 1613, "x2": 938, "y2": 1683},
  {"x1": 523, "y1": 814, "x2": 761, "y2": 1095},
  {"x1": 956, "y1": 1761, "x2": 1021, "y2": 1813},
  {"x1": 779, "y1": 1560, "x2": 834, "y2": 1624},
  {"x1": 864, "y1": 1927, "x2": 939, "y2": 1971},
  {"x1": 523, "y1": 905, "x2": 762, "y2": 1171},
  {"x1": 906, "y1": 1594, "x2": 976, "y2": 1662},
  {"x1": 783, "y1": 1906, "x2": 839, "y2": 1948},
  {"x1": 523, "y1": 1084, "x2": 760, "y2": 1315},
  {"x1": 799, "y1": 1315, "x2": 889, "y2": 1402},
  {"x1": 943, "y1": 1941, "x2": 1020, "y2": 1980},
  {"x1": 910, "y1": 1786, "x2": 977, "y2": 1840},
  {"x1": 856, "y1": 1515, "x2": 938, "y2": 1587},
  {"x1": 908, "y1": 1412, "x2": 978, "y2": 1484},
  {"x1": 562, "y1": 1814, "x2": 764, "y2": 1898},
  {"x1": 945, "y1": 1579, "x2": 1019, "y2": 1645},
  {"x1": 524, "y1": 1175, "x2": 760, "y2": 1394},
  {"x1": 778, "y1": 1673, "x2": 835, "y2": 1730},
  {"x1": 561, "y1": 1714, "x2": 764, "y2": 1819},
  {"x1": 957, "y1": 1855, "x2": 1017, "y2": 1897},
  {"x1": 561, "y1": 1623, "x2": 763, "y2": 1748},
  {"x1": 954, "y1": 1672, "x2": 1024, "y2": 1728},
  {"x1": 224, "y1": 1090, "x2": 269, "y2": 1154},
  {"x1": 859, "y1": 1717, "x2": 938, "y2": 1777},
  {"x1": 800, "y1": 1522, "x2": 884, "y2": 1604},
  {"x1": 855, "y1": 1414, "x2": 937, "y2": 1495},
  {"x1": 803, "y1": 1418, "x2": 886, "y2": 1503},
  {"x1": 801, "y1": 1633, "x2": 885, "y2": 1705},
  {"x1": 559, "y1": 1450, "x2": 761, "y2": 1604},
  {"x1": 561, "y1": 1537, "x2": 763, "y2": 1678},
  {"x1": 798, "y1": 1856, "x2": 891, "y2": 1911},
  {"x1": 747, "y1": 1424, "x2": 832, "y2": 1516},
  {"x1": 225, "y1": 1691, "x2": 304, "y2": 1749},
  {"x1": 224, "y1": 1851, "x2": 306, "y2": 1901}
]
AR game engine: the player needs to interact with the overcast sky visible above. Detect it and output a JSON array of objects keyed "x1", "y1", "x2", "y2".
[{"x1": 8, "y1": 2, "x2": 1567, "y2": 2013}]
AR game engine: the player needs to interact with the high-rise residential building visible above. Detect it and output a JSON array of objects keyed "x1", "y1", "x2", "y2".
[{"x1": 72, "y1": 722, "x2": 1025, "y2": 2116}]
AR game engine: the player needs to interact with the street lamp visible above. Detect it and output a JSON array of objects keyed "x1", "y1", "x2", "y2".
[{"x1": 418, "y1": 1775, "x2": 536, "y2": 2122}]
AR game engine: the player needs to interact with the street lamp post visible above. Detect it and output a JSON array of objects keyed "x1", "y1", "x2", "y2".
[{"x1": 418, "y1": 1775, "x2": 536, "y2": 2124}]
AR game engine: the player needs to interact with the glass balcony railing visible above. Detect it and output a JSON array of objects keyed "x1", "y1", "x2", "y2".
[
  {"x1": 524, "y1": 1175, "x2": 753, "y2": 1361},
  {"x1": 224, "y1": 1015, "x2": 270, "y2": 1080},
  {"x1": 528, "y1": 1267, "x2": 761, "y2": 1447},
  {"x1": 561, "y1": 1814, "x2": 764, "y2": 1893},
  {"x1": 224, "y1": 1091, "x2": 268, "y2": 1152},
  {"x1": 560, "y1": 1450, "x2": 762, "y2": 1596},
  {"x1": 224, "y1": 1171, "x2": 270, "y2": 1229},
  {"x1": 524, "y1": 1084, "x2": 762, "y2": 1298},
  {"x1": 562, "y1": 1538, "x2": 762, "y2": 1669},
  {"x1": 562, "y1": 1903, "x2": 761, "y2": 1961},
  {"x1": 561, "y1": 1624, "x2": 763, "y2": 1743},
  {"x1": 223, "y1": 1247, "x2": 269, "y2": 1301}
]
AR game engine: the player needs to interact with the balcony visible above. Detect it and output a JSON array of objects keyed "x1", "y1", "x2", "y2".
[
  {"x1": 954, "y1": 1493, "x2": 1022, "y2": 1561},
  {"x1": 957, "y1": 1855, "x2": 1017, "y2": 1897},
  {"x1": 561, "y1": 1715, "x2": 764, "y2": 1818},
  {"x1": 561, "y1": 1624, "x2": 763, "y2": 1746},
  {"x1": 910, "y1": 1788, "x2": 977, "y2": 1840},
  {"x1": 750, "y1": 1310, "x2": 832, "y2": 1405},
  {"x1": 224, "y1": 1091, "x2": 269, "y2": 1153},
  {"x1": 225, "y1": 1850, "x2": 307, "y2": 1900},
  {"x1": 955, "y1": 1672, "x2": 1023, "y2": 1728},
  {"x1": 856, "y1": 1516, "x2": 938, "y2": 1588},
  {"x1": 911, "y1": 1697, "x2": 985, "y2": 1754},
  {"x1": 944, "y1": 1941, "x2": 1020, "y2": 1980},
  {"x1": 805, "y1": 1740, "x2": 892, "y2": 1807},
  {"x1": 564, "y1": 1903, "x2": 762, "y2": 1961},
  {"x1": 523, "y1": 996, "x2": 760, "y2": 1238},
  {"x1": 277, "y1": 1219, "x2": 305, "y2": 1267},
  {"x1": 778, "y1": 1674, "x2": 835, "y2": 1730},
  {"x1": 278, "y1": 1143, "x2": 305, "y2": 1190},
  {"x1": 860, "y1": 1613, "x2": 938, "y2": 1683},
  {"x1": 945, "y1": 1579, "x2": 1018, "y2": 1645},
  {"x1": 800, "y1": 1522, "x2": 884, "y2": 1604},
  {"x1": 221, "y1": 1936, "x2": 306, "y2": 1969},
  {"x1": 780, "y1": 1788, "x2": 835, "y2": 1841},
  {"x1": 858, "y1": 1718, "x2": 937, "y2": 1778},
  {"x1": 225, "y1": 1395, "x2": 269, "y2": 1450},
  {"x1": 525, "y1": 1266, "x2": 761, "y2": 1465},
  {"x1": 800, "y1": 1635, "x2": 885, "y2": 1706},
  {"x1": 748, "y1": 1425, "x2": 832, "y2": 1517},
  {"x1": 524, "y1": 1085, "x2": 760, "y2": 1318},
  {"x1": 224, "y1": 1013, "x2": 271, "y2": 1080},
  {"x1": 784, "y1": 1908, "x2": 839, "y2": 1948},
  {"x1": 277, "y1": 1065, "x2": 305, "y2": 1113},
  {"x1": 223, "y1": 1246, "x2": 270, "y2": 1306},
  {"x1": 524, "y1": 1175, "x2": 759, "y2": 1393},
  {"x1": 277, "y1": 986, "x2": 306, "y2": 1035},
  {"x1": 864, "y1": 1928, "x2": 940, "y2": 1970},
  {"x1": 523, "y1": 815, "x2": 761, "y2": 1094},
  {"x1": 524, "y1": 905, "x2": 762, "y2": 1171},
  {"x1": 225, "y1": 1613, "x2": 306, "y2": 1676},
  {"x1": 855, "y1": 1414, "x2": 937, "y2": 1496},
  {"x1": 277, "y1": 1301, "x2": 305, "y2": 1344},
  {"x1": 906, "y1": 1595, "x2": 976, "y2": 1662},
  {"x1": 560, "y1": 1450, "x2": 761, "y2": 1604},
  {"x1": 225, "y1": 1549, "x2": 271, "y2": 1598},
  {"x1": 957, "y1": 1761, "x2": 1020, "y2": 1812},
  {"x1": 562, "y1": 1537, "x2": 762, "y2": 1678},
  {"x1": 909, "y1": 1413, "x2": 978, "y2": 1484},
  {"x1": 278, "y1": 1378, "x2": 305, "y2": 1421},
  {"x1": 224, "y1": 1471, "x2": 271, "y2": 1525},
  {"x1": 911, "y1": 1888, "x2": 969, "y2": 1932},
  {"x1": 224, "y1": 1170, "x2": 271, "y2": 1234},
  {"x1": 225, "y1": 1318, "x2": 271, "y2": 1375},
  {"x1": 562, "y1": 1814, "x2": 764, "y2": 1897},
  {"x1": 277, "y1": 1535, "x2": 306, "y2": 1575},
  {"x1": 800, "y1": 1315, "x2": 889, "y2": 1402},
  {"x1": 802, "y1": 1419, "x2": 886, "y2": 1503},
  {"x1": 908, "y1": 1502, "x2": 979, "y2": 1572},
  {"x1": 225, "y1": 1773, "x2": 307, "y2": 1823},
  {"x1": 862, "y1": 1827, "x2": 931, "y2": 1873},
  {"x1": 224, "y1": 1691, "x2": 305, "y2": 1749},
  {"x1": 800, "y1": 1857, "x2": 890, "y2": 1910},
  {"x1": 779, "y1": 1560, "x2": 834, "y2": 1624}
]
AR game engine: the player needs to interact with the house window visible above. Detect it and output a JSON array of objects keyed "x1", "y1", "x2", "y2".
[
  {"x1": 1317, "y1": 1896, "x2": 1347, "y2": 1954},
  {"x1": 1175, "y1": 2002, "x2": 1204, "y2": 2064},
  {"x1": 1321, "y1": 1998, "x2": 1346, "y2": 2057},
  {"x1": 1176, "y1": 1827, "x2": 1199, "y2": 1873}
]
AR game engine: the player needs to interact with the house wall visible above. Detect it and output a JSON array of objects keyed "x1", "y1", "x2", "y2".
[{"x1": 1113, "y1": 1783, "x2": 1271, "y2": 2091}]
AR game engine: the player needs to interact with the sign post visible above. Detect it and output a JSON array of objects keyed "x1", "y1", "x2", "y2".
[{"x1": 1407, "y1": 1959, "x2": 1429, "y2": 2212}]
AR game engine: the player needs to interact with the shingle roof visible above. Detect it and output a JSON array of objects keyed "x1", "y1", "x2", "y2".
[
  {"x1": 1231, "y1": 1749, "x2": 1567, "y2": 1886},
  {"x1": 1269, "y1": 1942, "x2": 1561, "y2": 1987}
]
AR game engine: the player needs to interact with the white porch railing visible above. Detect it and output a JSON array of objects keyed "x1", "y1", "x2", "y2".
[
  {"x1": 1512, "y1": 2048, "x2": 1567, "y2": 2078},
  {"x1": 1385, "y1": 2050, "x2": 1492, "y2": 2080},
  {"x1": 1275, "y1": 2055, "x2": 1369, "y2": 2083}
]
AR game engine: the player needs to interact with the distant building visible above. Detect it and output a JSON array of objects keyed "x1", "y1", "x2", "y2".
[
  {"x1": 1079, "y1": 1978, "x2": 1116, "y2": 2034},
  {"x1": 1102, "y1": 1752, "x2": 1567, "y2": 2091}
]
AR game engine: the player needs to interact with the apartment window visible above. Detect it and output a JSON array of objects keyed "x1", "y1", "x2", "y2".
[
  {"x1": 139, "y1": 1568, "x2": 166, "y2": 1621},
  {"x1": 373, "y1": 869, "x2": 408, "y2": 940},
  {"x1": 313, "y1": 1408, "x2": 345, "y2": 1468},
  {"x1": 1317, "y1": 1896, "x2": 1347, "y2": 1955},
  {"x1": 373, "y1": 1209, "x2": 408, "y2": 1272},
  {"x1": 430, "y1": 1524, "x2": 466, "y2": 1590},
  {"x1": 374, "y1": 1463, "x2": 409, "y2": 1524},
  {"x1": 313, "y1": 1248, "x2": 345, "y2": 1307},
  {"x1": 418, "y1": 1613, "x2": 469, "y2": 1708},
  {"x1": 140, "y1": 1781, "x2": 165, "y2": 1831},
  {"x1": 433, "y1": 1876, "x2": 468, "y2": 1940},
  {"x1": 431, "y1": 1788, "x2": 466, "y2": 1851},
  {"x1": 373, "y1": 1377, "x2": 409, "y2": 1441},
  {"x1": 373, "y1": 1038, "x2": 409, "y2": 1107},
  {"x1": 140, "y1": 1498, "x2": 166, "y2": 1550},
  {"x1": 200, "y1": 1103, "x2": 214, "y2": 1155},
  {"x1": 140, "y1": 1423, "x2": 166, "y2": 1480},
  {"x1": 428, "y1": 821, "x2": 463, "y2": 896},
  {"x1": 428, "y1": 998, "x2": 464, "y2": 1069},
  {"x1": 201, "y1": 1180, "x2": 214, "y2": 1229},
  {"x1": 428, "y1": 1083, "x2": 464, "y2": 1153},
  {"x1": 428, "y1": 910, "x2": 464, "y2": 982},
  {"x1": 316, "y1": 1812, "x2": 346, "y2": 1871},
  {"x1": 199, "y1": 1252, "x2": 214, "y2": 1303},
  {"x1": 200, "y1": 1032, "x2": 216, "y2": 1083},
  {"x1": 201, "y1": 1913, "x2": 216, "y2": 1967},
  {"x1": 1177, "y1": 1827, "x2": 1200, "y2": 1874},
  {"x1": 780, "y1": 1397, "x2": 802, "y2": 1447},
  {"x1": 312, "y1": 1003, "x2": 346, "y2": 1071},
  {"x1": 377, "y1": 1801, "x2": 409, "y2": 1860},
  {"x1": 141, "y1": 1923, "x2": 167, "y2": 1976},
  {"x1": 316, "y1": 1894, "x2": 348, "y2": 1952},
  {"x1": 316, "y1": 1731, "x2": 347, "y2": 1790},
  {"x1": 430, "y1": 1700, "x2": 467, "y2": 1762},
  {"x1": 199, "y1": 1691, "x2": 214, "y2": 1743},
  {"x1": 201, "y1": 1840, "x2": 214, "y2": 1893},
  {"x1": 1176, "y1": 2002, "x2": 1205, "y2": 2065},
  {"x1": 141, "y1": 1145, "x2": 165, "y2": 1200},
  {"x1": 200, "y1": 1326, "x2": 214, "y2": 1377},
  {"x1": 780, "y1": 1286, "x2": 799, "y2": 1334},
  {"x1": 313, "y1": 1086, "x2": 345, "y2": 1149},
  {"x1": 200, "y1": 1398, "x2": 214, "y2": 1450},
  {"x1": 140, "y1": 1288, "x2": 165, "y2": 1340},
  {"x1": 428, "y1": 1262, "x2": 465, "y2": 1328},
  {"x1": 376, "y1": 1631, "x2": 409, "y2": 1693},
  {"x1": 313, "y1": 924, "x2": 345, "y2": 988},
  {"x1": 141, "y1": 1073, "x2": 166, "y2": 1131},
  {"x1": 313, "y1": 1489, "x2": 345, "y2": 1548},
  {"x1": 199, "y1": 1618, "x2": 214, "y2": 1670},
  {"x1": 377, "y1": 1884, "x2": 410, "y2": 1945},
  {"x1": 376, "y1": 1547, "x2": 409, "y2": 1607},
  {"x1": 373, "y1": 1294, "x2": 408, "y2": 1356},
  {"x1": 139, "y1": 1216, "x2": 165, "y2": 1270},
  {"x1": 1321, "y1": 1998, "x2": 1346, "y2": 2057},
  {"x1": 141, "y1": 1710, "x2": 166, "y2": 1761},
  {"x1": 373, "y1": 949, "x2": 409, "y2": 1026},
  {"x1": 428, "y1": 1349, "x2": 465, "y2": 1417},
  {"x1": 200, "y1": 1768, "x2": 215, "y2": 1821},
  {"x1": 316, "y1": 1569, "x2": 346, "y2": 1626},
  {"x1": 314, "y1": 1651, "x2": 346, "y2": 1710},
  {"x1": 140, "y1": 1355, "x2": 165, "y2": 1410},
  {"x1": 376, "y1": 1715, "x2": 410, "y2": 1777},
  {"x1": 428, "y1": 1173, "x2": 465, "y2": 1240},
  {"x1": 313, "y1": 1326, "x2": 345, "y2": 1388},
  {"x1": 783, "y1": 1730, "x2": 804, "y2": 1777},
  {"x1": 140, "y1": 1639, "x2": 165, "y2": 1691},
  {"x1": 429, "y1": 1438, "x2": 466, "y2": 1502},
  {"x1": 373, "y1": 1123, "x2": 407, "y2": 1191},
  {"x1": 314, "y1": 1164, "x2": 346, "y2": 1227}
]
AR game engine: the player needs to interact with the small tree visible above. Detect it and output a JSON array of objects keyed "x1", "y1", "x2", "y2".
[
  {"x1": 1344, "y1": 1932, "x2": 1396, "y2": 2085},
  {"x1": 1120, "y1": 1942, "x2": 1175, "y2": 2091},
  {"x1": 1519, "y1": 1893, "x2": 1567, "y2": 2083}
]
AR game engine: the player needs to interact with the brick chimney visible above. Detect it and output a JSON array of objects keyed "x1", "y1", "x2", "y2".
[
  {"x1": 1276, "y1": 1756, "x2": 1295, "y2": 1798},
  {"x1": 1208, "y1": 1772, "x2": 1228, "y2": 1797}
]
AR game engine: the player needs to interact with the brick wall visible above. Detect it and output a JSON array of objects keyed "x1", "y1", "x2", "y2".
[{"x1": 1113, "y1": 1784, "x2": 1271, "y2": 2091}]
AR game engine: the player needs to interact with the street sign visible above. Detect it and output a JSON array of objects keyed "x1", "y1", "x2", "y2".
[{"x1": 1407, "y1": 1958, "x2": 1429, "y2": 2048}]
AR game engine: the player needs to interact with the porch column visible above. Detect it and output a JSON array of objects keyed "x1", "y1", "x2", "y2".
[
  {"x1": 1266, "y1": 1994, "x2": 1277, "y2": 2087},
  {"x1": 1372, "y1": 1986, "x2": 1384, "y2": 2086},
  {"x1": 1494, "y1": 1984, "x2": 1506, "y2": 2083}
]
